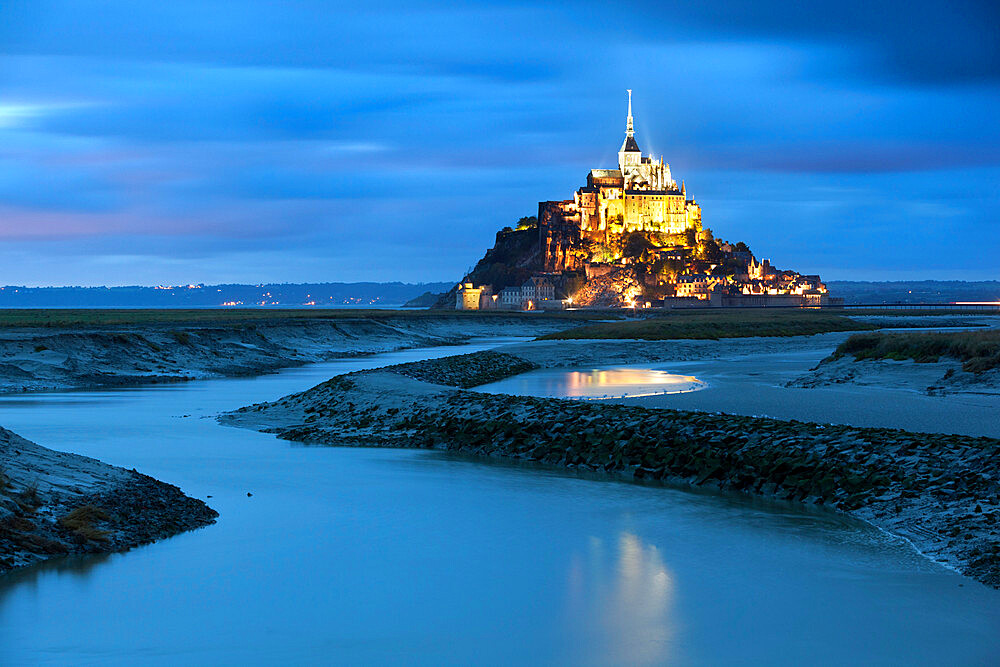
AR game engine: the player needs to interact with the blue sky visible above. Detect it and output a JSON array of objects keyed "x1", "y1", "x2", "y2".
[{"x1": 1, "y1": 0, "x2": 997, "y2": 285}]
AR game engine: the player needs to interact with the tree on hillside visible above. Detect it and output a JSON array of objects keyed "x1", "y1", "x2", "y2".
[
  {"x1": 516, "y1": 216, "x2": 537, "y2": 230},
  {"x1": 623, "y1": 232, "x2": 654, "y2": 261},
  {"x1": 696, "y1": 238, "x2": 723, "y2": 264},
  {"x1": 652, "y1": 257, "x2": 684, "y2": 283}
]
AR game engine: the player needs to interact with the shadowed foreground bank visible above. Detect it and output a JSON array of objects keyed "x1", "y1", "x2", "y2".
[
  {"x1": 0, "y1": 427, "x2": 217, "y2": 574},
  {"x1": 223, "y1": 351, "x2": 1000, "y2": 588}
]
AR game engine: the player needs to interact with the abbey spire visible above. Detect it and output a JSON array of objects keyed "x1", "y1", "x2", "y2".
[
  {"x1": 618, "y1": 89, "x2": 641, "y2": 173},
  {"x1": 626, "y1": 88, "x2": 634, "y2": 137}
]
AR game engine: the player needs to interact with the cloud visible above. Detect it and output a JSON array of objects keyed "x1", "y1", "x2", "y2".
[{"x1": 0, "y1": 1, "x2": 997, "y2": 284}]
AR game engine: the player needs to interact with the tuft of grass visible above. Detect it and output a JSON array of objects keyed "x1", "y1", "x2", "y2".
[
  {"x1": 15, "y1": 480, "x2": 41, "y2": 512},
  {"x1": 168, "y1": 330, "x2": 192, "y2": 345},
  {"x1": 831, "y1": 330, "x2": 1000, "y2": 374},
  {"x1": 59, "y1": 505, "x2": 112, "y2": 542},
  {"x1": 540, "y1": 310, "x2": 876, "y2": 341}
]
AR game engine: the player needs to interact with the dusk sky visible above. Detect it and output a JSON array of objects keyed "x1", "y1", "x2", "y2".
[{"x1": 1, "y1": 0, "x2": 998, "y2": 286}]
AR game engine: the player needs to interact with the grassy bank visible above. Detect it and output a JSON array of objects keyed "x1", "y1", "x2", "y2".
[
  {"x1": 0, "y1": 308, "x2": 608, "y2": 328},
  {"x1": 831, "y1": 330, "x2": 1000, "y2": 373},
  {"x1": 540, "y1": 309, "x2": 876, "y2": 340}
]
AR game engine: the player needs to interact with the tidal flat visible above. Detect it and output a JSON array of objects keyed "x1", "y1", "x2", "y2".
[
  {"x1": 2, "y1": 312, "x2": 999, "y2": 664},
  {"x1": 224, "y1": 317, "x2": 1000, "y2": 588},
  {"x1": 0, "y1": 311, "x2": 583, "y2": 393}
]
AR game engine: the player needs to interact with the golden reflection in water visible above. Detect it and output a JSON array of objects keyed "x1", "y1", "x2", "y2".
[
  {"x1": 564, "y1": 368, "x2": 703, "y2": 398},
  {"x1": 565, "y1": 532, "x2": 676, "y2": 665},
  {"x1": 476, "y1": 366, "x2": 705, "y2": 400}
]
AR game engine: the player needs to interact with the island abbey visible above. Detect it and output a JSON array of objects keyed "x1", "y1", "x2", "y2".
[{"x1": 450, "y1": 91, "x2": 832, "y2": 310}]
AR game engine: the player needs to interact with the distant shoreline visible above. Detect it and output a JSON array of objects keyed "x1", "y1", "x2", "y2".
[{"x1": 0, "y1": 280, "x2": 996, "y2": 309}]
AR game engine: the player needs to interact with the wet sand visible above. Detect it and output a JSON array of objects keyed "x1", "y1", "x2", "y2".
[
  {"x1": 502, "y1": 332, "x2": 1000, "y2": 438},
  {"x1": 620, "y1": 346, "x2": 1000, "y2": 439}
]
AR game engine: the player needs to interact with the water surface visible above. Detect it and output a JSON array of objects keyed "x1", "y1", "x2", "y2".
[
  {"x1": 0, "y1": 338, "x2": 997, "y2": 666},
  {"x1": 476, "y1": 367, "x2": 704, "y2": 399}
]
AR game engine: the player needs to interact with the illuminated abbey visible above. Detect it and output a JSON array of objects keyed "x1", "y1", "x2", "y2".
[
  {"x1": 554, "y1": 89, "x2": 700, "y2": 237},
  {"x1": 538, "y1": 90, "x2": 706, "y2": 272}
]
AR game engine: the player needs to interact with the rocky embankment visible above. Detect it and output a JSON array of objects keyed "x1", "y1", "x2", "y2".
[
  {"x1": 385, "y1": 350, "x2": 539, "y2": 388},
  {"x1": 223, "y1": 350, "x2": 1000, "y2": 588},
  {"x1": 0, "y1": 426, "x2": 217, "y2": 574},
  {"x1": 0, "y1": 314, "x2": 579, "y2": 394}
]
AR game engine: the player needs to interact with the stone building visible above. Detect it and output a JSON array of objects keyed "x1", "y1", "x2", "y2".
[
  {"x1": 675, "y1": 274, "x2": 722, "y2": 300},
  {"x1": 521, "y1": 276, "x2": 555, "y2": 306},
  {"x1": 455, "y1": 283, "x2": 493, "y2": 310},
  {"x1": 456, "y1": 283, "x2": 480, "y2": 310},
  {"x1": 499, "y1": 286, "x2": 522, "y2": 309},
  {"x1": 539, "y1": 90, "x2": 703, "y2": 259},
  {"x1": 488, "y1": 277, "x2": 559, "y2": 311}
]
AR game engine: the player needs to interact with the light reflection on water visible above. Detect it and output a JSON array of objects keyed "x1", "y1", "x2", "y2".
[
  {"x1": 476, "y1": 367, "x2": 705, "y2": 399},
  {"x1": 565, "y1": 532, "x2": 676, "y2": 664}
]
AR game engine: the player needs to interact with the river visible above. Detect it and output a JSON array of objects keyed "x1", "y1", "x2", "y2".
[{"x1": 1, "y1": 338, "x2": 998, "y2": 665}]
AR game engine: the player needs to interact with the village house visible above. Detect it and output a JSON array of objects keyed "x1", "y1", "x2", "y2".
[
  {"x1": 499, "y1": 286, "x2": 522, "y2": 309},
  {"x1": 675, "y1": 274, "x2": 722, "y2": 300}
]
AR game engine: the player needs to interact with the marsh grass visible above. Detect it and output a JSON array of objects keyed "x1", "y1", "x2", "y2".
[
  {"x1": 59, "y1": 505, "x2": 112, "y2": 542},
  {"x1": 169, "y1": 330, "x2": 192, "y2": 345},
  {"x1": 832, "y1": 330, "x2": 1000, "y2": 373},
  {"x1": 540, "y1": 310, "x2": 876, "y2": 340}
]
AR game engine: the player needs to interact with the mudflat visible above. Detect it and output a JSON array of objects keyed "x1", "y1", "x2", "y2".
[{"x1": 0, "y1": 311, "x2": 585, "y2": 393}]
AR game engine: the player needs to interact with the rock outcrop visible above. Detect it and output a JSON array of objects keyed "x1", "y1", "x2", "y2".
[{"x1": 1, "y1": 426, "x2": 217, "y2": 574}]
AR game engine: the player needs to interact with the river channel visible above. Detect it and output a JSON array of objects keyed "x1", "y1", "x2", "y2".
[{"x1": 1, "y1": 339, "x2": 998, "y2": 665}]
